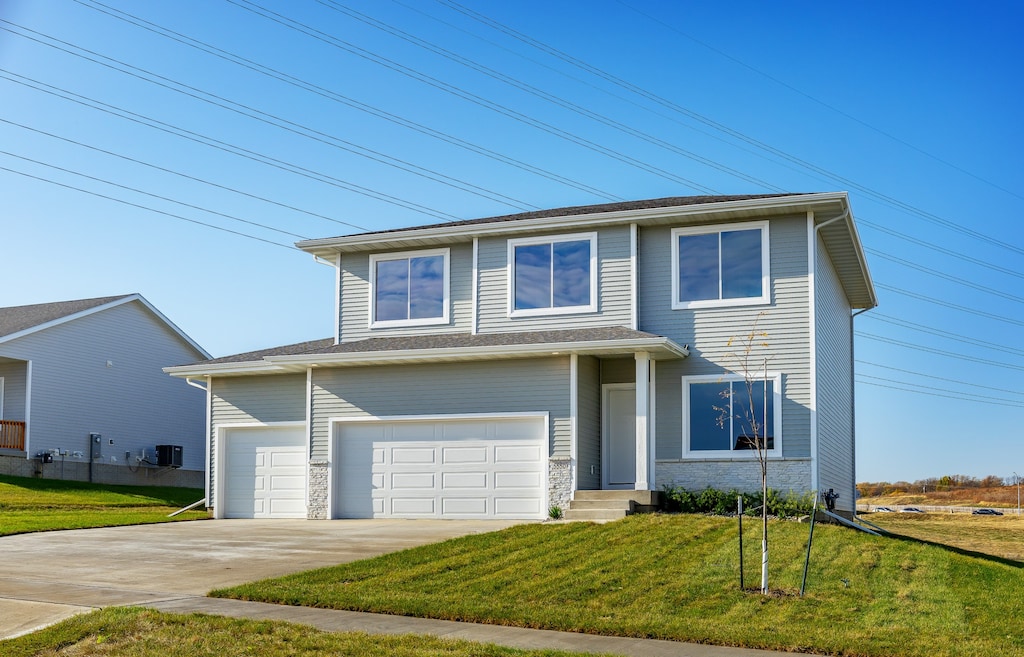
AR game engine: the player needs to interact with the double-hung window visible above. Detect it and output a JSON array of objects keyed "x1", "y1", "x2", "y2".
[
  {"x1": 672, "y1": 222, "x2": 770, "y2": 309},
  {"x1": 508, "y1": 232, "x2": 597, "y2": 317},
  {"x1": 369, "y1": 248, "x2": 449, "y2": 328},
  {"x1": 683, "y1": 373, "x2": 782, "y2": 457}
]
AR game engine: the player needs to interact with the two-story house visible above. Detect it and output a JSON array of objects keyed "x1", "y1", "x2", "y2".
[{"x1": 166, "y1": 193, "x2": 875, "y2": 520}]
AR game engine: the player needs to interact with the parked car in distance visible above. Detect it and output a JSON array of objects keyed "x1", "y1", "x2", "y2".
[
  {"x1": 972, "y1": 508, "x2": 1004, "y2": 516},
  {"x1": 900, "y1": 507, "x2": 924, "y2": 513},
  {"x1": 874, "y1": 507, "x2": 893, "y2": 512}
]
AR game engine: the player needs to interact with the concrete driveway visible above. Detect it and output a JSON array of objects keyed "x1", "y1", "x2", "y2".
[{"x1": 0, "y1": 518, "x2": 521, "y2": 639}]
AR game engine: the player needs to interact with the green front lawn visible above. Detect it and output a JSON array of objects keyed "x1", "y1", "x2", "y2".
[
  {"x1": 0, "y1": 607, "x2": 604, "y2": 657},
  {"x1": 216, "y1": 514, "x2": 1024, "y2": 657},
  {"x1": 0, "y1": 474, "x2": 206, "y2": 536}
]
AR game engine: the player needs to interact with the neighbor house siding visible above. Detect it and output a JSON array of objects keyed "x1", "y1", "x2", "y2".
[
  {"x1": 0, "y1": 360, "x2": 27, "y2": 422},
  {"x1": 310, "y1": 358, "x2": 571, "y2": 462},
  {"x1": 576, "y1": 355, "x2": 601, "y2": 490},
  {"x1": 338, "y1": 243, "x2": 473, "y2": 342},
  {"x1": 476, "y1": 224, "x2": 633, "y2": 333},
  {"x1": 0, "y1": 301, "x2": 206, "y2": 470},
  {"x1": 814, "y1": 233, "x2": 855, "y2": 511},
  {"x1": 209, "y1": 373, "x2": 307, "y2": 509},
  {"x1": 640, "y1": 215, "x2": 812, "y2": 471}
]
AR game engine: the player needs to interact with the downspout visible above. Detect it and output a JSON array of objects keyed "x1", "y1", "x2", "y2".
[
  {"x1": 850, "y1": 306, "x2": 872, "y2": 520},
  {"x1": 313, "y1": 254, "x2": 342, "y2": 345},
  {"x1": 186, "y1": 376, "x2": 212, "y2": 509}
]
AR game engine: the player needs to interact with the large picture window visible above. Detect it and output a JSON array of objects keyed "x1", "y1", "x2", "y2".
[
  {"x1": 683, "y1": 373, "x2": 782, "y2": 457},
  {"x1": 672, "y1": 222, "x2": 770, "y2": 309},
  {"x1": 369, "y1": 248, "x2": 449, "y2": 327},
  {"x1": 508, "y1": 233, "x2": 597, "y2": 317}
]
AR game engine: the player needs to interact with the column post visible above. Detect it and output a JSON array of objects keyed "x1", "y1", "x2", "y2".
[{"x1": 635, "y1": 351, "x2": 650, "y2": 490}]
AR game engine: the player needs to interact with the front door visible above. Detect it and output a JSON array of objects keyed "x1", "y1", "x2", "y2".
[{"x1": 603, "y1": 384, "x2": 635, "y2": 489}]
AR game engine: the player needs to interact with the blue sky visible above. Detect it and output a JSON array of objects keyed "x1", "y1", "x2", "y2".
[{"x1": 1, "y1": 1, "x2": 1020, "y2": 483}]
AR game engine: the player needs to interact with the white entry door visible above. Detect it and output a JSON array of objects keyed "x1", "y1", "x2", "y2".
[
  {"x1": 603, "y1": 385, "x2": 636, "y2": 488},
  {"x1": 222, "y1": 426, "x2": 307, "y2": 519},
  {"x1": 334, "y1": 416, "x2": 546, "y2": 519}
]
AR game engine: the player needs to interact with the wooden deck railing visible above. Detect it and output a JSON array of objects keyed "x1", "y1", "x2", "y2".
[{"x1": 0, "y1": 420, "x2": 26, "y2": 450}]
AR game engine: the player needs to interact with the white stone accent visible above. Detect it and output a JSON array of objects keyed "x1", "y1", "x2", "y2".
[
  {"x1": 656, "y1": 458, "x2": 811, "y2": 495},
  {"x1": 307, "y1": 460, "x2": 329, "y2": 519},
  {"x1": 548, "y1": 457, "x2": 572, "y2": 512}
]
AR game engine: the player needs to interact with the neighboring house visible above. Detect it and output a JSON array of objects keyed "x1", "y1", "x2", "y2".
[
  {"x1": 166, "y1": 193, "x2": 875, "y2": 520},
  {"x1": 0, "y1": 294, "x2": 209, "y2": 486}
]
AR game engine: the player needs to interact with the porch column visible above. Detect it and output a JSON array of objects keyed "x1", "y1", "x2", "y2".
[{"x1": 634, "y1": 351, "x2": 650, "y2": 490}]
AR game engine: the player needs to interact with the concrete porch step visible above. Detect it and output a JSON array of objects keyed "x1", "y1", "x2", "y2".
[
  {"x1": 562, "y1": 508, "x2": 630, "y2": 521},
  {"x1": 568, "y1": 499, "x2": 633, "y2": 510},
  {"x1": 562, "y1": 490, "x2": 663, "y2": 522},
  {"x1": 572, "y1": 490, "x2": 662, "y2": 506}
]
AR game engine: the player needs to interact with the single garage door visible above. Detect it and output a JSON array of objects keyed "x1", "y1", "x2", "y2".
[
  {"x1": 222, "y1": 426, "x2": 307, "y2": 519},
  {"x1": 335, "y1": 417, "x2": 546, "y2": 519}
]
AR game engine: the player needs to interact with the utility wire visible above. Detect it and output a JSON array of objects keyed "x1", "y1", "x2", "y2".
[
  {"x1": 0, "y1": 149, "x2": 309, "y2": 239},
  {"x1": 73, "y1": 0, "x2": 621, "y2": 203},
  {"x1": 0, "y1": 19, "x2": 535, "y2": 211},
  {"x1": 0, "y1": 117, "x2": 367, "y2": 233},
  {"x1": 614, "y1": 0, "x2": 1024, "y2": 205},
  {"x1": 0, "y1": 70, "x2": 456, "y2": 224},
  {"x1": 857, "y1": 331, "x2": 1024, "y2": 372},
  {"x1": 226, "y1": 0, "x2": 721, "y2": 194},
  {"x1": 866, "y1": 247, "x2": 1024, "y2": 305},
  {"x1": 435, "y1": 0, "x2": 1024, "y2": 258},
  {"x1": 856, "y1": 378, "x2": 1024, "y2": 409},
  {"x1": 857, "y1": 360, "x2": 1024, "y2": 398},
  {"x1": 0, "y1": 164, "x2": 295, "y2": 251},
  {"x1": 857, "y1": 373, "x2": 1024, "y2": 407},
  {"x1": 864, "y1": 313, "x2": 1024, "y2": 358},
  {"x1": 875, "y1": 283, "x2": 1024, "y2": 328},
  {"x1": 320, "y1": 0, "x2": 788, "y2": 194}
]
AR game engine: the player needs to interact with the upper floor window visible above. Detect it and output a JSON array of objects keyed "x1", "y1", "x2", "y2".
[
  {"x1": 671, "y1": 222, "x2": 770, "y2": 309},
  {"x1": 369, "y1": 248, "x2": 449, "y2": 328},
  {"x1": 508, "y1": 233, "x2": 597, "y2": 317},
  {"x1": 683, "y1": 373, "x2": 782, "y2": 458}
]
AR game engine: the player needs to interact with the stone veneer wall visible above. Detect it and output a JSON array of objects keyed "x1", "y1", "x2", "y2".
[
  {"x1": 0, "y1": 453, "x2": 204, "y2": 488},
  {"x1": 548, "y1": 457, "x2": 572, "y2": 512},
  {"x1": 657, "y1": 458, "x2": 812, "y2": 495},
  {"x1": 307, "y1": 460, "x2": 329, "y2": 519}
]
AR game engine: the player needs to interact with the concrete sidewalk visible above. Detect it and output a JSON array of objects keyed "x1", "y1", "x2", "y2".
[{"x1": 146, "y1": 596, "x2": 782, "y2": 657}]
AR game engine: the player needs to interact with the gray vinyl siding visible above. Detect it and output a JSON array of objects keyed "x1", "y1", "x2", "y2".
[
  {"x1": 0, "y1": 359, "x2": 27, "y2": 422},
  {"x1": 0, "y1": 300, "x2": 207, "y2": 470},
  {"x1": 208, "y1": 373, "x2": 307, "y2": 503},
  {"x1": 600, "y1": 357, "x2": 635, "y2": 384},
  {"x1": 477, "y1": 225, "x2": 633, "y2": 333},
  {"x1": 639, "y1": 215, "x2": 812, "y2": 462},
  {"x1": 576, "y1": 355, "x2": 600, "y2": 490},
  {"x1": 310, "y1": 357, "x2": 571, "y2": 462},
  {"x1": 814, "y1": 234, "x2": 855, "y2": 511},
  {"x1": 338, "y1": 243, "x2": 473, "y2": 342}
]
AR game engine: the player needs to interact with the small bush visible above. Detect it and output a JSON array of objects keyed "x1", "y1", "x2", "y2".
[
  {"x1": 662, "y1": 486, "x2": 814, "y2": 518},
  {"x1": 548, "y1": 505, "x2": 563, "y2": 520}
]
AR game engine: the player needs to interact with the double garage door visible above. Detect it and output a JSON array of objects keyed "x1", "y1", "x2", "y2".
[
  {"x1": 220, "y1": 417, "x2": 547, "y2": 520},
  {"x1": 335, "y1": 417, "x2": 547, "y2": 520}
]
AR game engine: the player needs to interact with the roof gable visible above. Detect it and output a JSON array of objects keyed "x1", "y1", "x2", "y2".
[{"x1": 0, "y1": 294, "x2": 210, "y2": 358}]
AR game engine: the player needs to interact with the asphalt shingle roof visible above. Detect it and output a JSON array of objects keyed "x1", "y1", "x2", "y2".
[
  {"x1": 0, "y1": 295, "x2": 134, "y2": 339},
  {"x1": 195, "y1": 327, "x2": 668, "y2": 366}
]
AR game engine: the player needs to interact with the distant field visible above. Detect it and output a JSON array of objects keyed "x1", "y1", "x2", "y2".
[
  {"x1": 864, "y1": 512, "x2": 1024, "y2": 562},
  {"x1": 859, "y1": 484, "x2": 1020, "y2": 509}
]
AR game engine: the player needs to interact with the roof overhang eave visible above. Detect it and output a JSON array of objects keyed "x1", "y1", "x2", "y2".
[{"x1": 297, "y1": 193, "x2": 850, "y2": 257}]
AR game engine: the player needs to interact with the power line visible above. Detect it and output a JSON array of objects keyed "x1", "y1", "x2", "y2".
[
  {"x1": 856, "y1": 331, "x2": 1024, "y2": 372},
  {"x1": 875, "y1": 283, "x2": 1024, "y2": 328},
  {"x1": 614, "y1": 0, "x2": 1024, "y2": 205},
  {"x1": 866, "y1": 247, "x2": 1024, "y2": 305},
  {"x1": 434, "y1": 0, "x2": 1024, "y2": 258},
  {"x1": 73, "y1": 0, "x2": 622, "y2": 203},
  {"x1": 0, "y1": 70, "x2": 457, "y2": 224},
  {"x1": 0, "y1": 164, "x2": 296, "y2": 251},
  {"x1": 857, "y1": 360, "x2": 1024, "y2": 398},
  {"x1": 858, "y1": 373, "x2": 1024, "y2": 407},
  {"x1": 864, "y1": 313, "x2": 1024, "y2": 358},
  {"x1": 319, "y1": 0, "x2": 788, "y2": 194},
  {"x1": 0, "y1": 19, "x2": 536, "y2": 212},
  {"x1": 856, "y1": 378, "x2": 1024, "y2": 409},
  {"x1": 226, "y1": 0, "x2": 722, "y2": 194}
]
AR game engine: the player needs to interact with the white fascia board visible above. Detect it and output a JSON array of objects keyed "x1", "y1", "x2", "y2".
[
  {"x1": 297, "y1": 193, "x2": 849, "y2": 256},
  {"x1": 266, "y1": 338, "x2": 690, "y2": 368},
  {"x1": 163, "y1": 361, "x2": 289, "y2": 377}
]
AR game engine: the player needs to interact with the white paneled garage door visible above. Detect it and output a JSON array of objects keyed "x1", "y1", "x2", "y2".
[
  {"x1": 334, "y1": 416, "x2": 546, "y2": 519},
  {"x1": 222, "y1": 426, "x2": 307, "y2": 519}
]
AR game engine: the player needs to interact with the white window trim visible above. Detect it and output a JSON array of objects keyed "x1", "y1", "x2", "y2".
[
  {"x1": 507, "y1": 232, "x2": 598, "y2": 318},
  {"x1": 0, "y1": 376, "x2": 4, "y2": 418},
  {"x1": 681, "y1": 372, "x2": 783, "y2": 459},
  {"x1": 671, "y1": 221, "x2": 771, "y2": 310},
  {"x1": 368, "y1": 248, "x2": 451, "y2": 329}
]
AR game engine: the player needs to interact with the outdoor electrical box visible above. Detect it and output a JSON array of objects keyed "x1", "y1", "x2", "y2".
[
  {"x1": 89, "y1": 433, "x2": 102, "y2": 459},
  {"x1": 156, "y1": 444, "x2": 183, "y2": 468},
  {"x1": 38, "y1": 452, "x2": 53, "y2": 464}
]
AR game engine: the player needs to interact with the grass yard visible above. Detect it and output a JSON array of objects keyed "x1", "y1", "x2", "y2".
[
  {"x1": 866, "y1": 511, "x2": 1024, "y2": 562},
  {"x1": 216, "y1": 514, "x2": 1024, "y2": 657},
  {"x1": 0, "y1": 607, "x2": 602, "y2": 657},
  {"x1": 0, "y1": 474, "x2": 206, "y2": 536}
]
